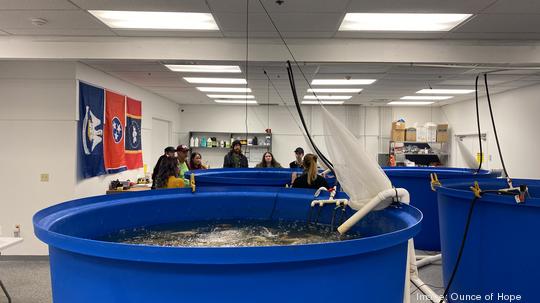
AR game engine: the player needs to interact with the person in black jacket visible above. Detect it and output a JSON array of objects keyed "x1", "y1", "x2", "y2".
[
  {"x1": 292, "y1": 153, "x2": 329, "y2": 189},
  {"x1": 223, "y1": 140, "x2": 248, "y2": 168},
  {"x1": 151, "y1": 146, "x2": 176, "y2": 189},
  {"x1": 289, "y1": 147, "x2": 304, "y2": 168}
]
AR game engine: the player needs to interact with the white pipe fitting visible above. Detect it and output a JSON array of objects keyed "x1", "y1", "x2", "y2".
[{"x1": 337, "y1": 188, "x2": 409, "y2": 234}]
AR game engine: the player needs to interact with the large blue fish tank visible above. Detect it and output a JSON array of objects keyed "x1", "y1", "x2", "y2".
[
  {"x1": 437, "y1": 178, "x2": 540, "y2": 303},
  {"x1": 34, "y1": 186, "x2": 421, "y2": 303},
  {"x1": 384, "y1": 167, "x2": 500, "y2": 251}
]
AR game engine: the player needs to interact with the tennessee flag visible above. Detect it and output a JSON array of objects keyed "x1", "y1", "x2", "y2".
[
  {"x1": 125, "y1": 98, "x2": 143, "y2": 169},
  {"x1": 104, "y1": 90, "x2": 127, "y2": 174}
]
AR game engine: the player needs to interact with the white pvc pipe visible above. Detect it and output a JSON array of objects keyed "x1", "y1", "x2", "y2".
[
  {"x1": 416, "y1": 254, "x2": 442, "y2": 269},
  {"x1": 337, "y1": 188, "x2": 410, "y2": 234},
  {"x1": 411, "y1": 276, "x2": 442, "y2": 303}
]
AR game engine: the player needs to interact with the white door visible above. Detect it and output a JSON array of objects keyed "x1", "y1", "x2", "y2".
[{"x1": 151, "y1": 118, "x2": 171, "y2": 171}]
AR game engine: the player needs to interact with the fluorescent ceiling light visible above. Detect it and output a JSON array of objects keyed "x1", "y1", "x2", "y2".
[
  {"x1": 207, "y1": 94, "x2": 254, "y2": 99},
  {"x1": 307, "y1": 88, "x2": 363, "y2": 93},
  {"x1": 197, "y1": 87, "x2": 252, "y2": 93},
  {"x1": 312, "y1": 79, "x2": 376, "y2": 85},
  {"x1": 339, "y1": 13, "x2": 472, "y2": 32},
  {"x1": 388, "y1": 101, "x2": 434, "y2": 105},
  {"x1": 302, "y1": 101, "x2": 345, "y2": 105},
  {"x1": 215, "y1": 100, "x2": 258, "y2": 104},
  {"x1": 401, "y1": 96, "x2": 453, "y2": 100},
  {"x1": 304, "y1": 95, "x2": 352, "y2": 100},
  {"x1": 184, "y1": 77, "x2": 246, "y2": 84},
  {"x1": 416, "y1": 89, "x2": 475, "y2": 94},
  {"x1": 165, "y1": 65, "x2": 241, "y2": 73},
  {"x1": 88, "y1": 11, "x2": 219, "y2": 30}
]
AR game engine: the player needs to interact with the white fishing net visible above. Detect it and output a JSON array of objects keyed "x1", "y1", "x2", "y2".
[
  {"x1": 320, "y1": 106, "x2": 393, "y2": 210},
  {"x1": 456, "y1": 139, "x2": 478, "y2": 169}
]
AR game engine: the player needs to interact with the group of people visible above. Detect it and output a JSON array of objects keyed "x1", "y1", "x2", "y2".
[{"x1": 151, "y1": 140, "x2": 328, "y2": 190}]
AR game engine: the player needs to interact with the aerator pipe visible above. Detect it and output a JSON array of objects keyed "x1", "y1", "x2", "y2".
[{"x1": 337, "y1": 188, "x2": 410, "y2": 234}]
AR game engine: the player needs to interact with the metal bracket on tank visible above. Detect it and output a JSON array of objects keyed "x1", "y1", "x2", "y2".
[
  {"x1": 470, "y1": 181, "x2": 482, "y2": 199},
  {"x1": 430, "y1": 173, "x2": 441, "y2": 192},
  {"x1": 190, "y1": 174, "x2": 196, "y2": 193}
]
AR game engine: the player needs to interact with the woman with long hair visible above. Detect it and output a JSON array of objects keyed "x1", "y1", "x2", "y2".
[
  {"x1": 291, "y1": 153, "x2": 329, "y2": 189},
  {"x1": 154, "y1": 157, "x2": 184, "y2": 189},
  {"x1": 255, "y1": 151, "x2": 282, "y2": 168},
  {"x1": 189, "y1": 152, "x2": 208, "y2": 170}
]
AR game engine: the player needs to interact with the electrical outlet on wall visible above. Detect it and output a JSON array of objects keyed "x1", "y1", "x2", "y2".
[{"x1": 40, "y1": 173, "x2": 49, "y2": 182}]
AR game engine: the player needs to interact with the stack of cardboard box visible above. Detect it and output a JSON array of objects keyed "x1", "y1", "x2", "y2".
[{"x1": 391, "y1": 121, "x2": 406, "y2": 141}]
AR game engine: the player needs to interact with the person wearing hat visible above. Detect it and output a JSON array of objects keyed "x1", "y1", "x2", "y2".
[
  {"x1": 223, "y1": 140, "x2": 248, "y2": 168},
  {"x1": 289, "y1": 147, "x2": 304, "y2": 169},
  {"x1": 151, "y1": 146, "x2": 176, "y2": 189},
  {"x1": 176, "y1": 144, "x2": 191, "y2": 187}
]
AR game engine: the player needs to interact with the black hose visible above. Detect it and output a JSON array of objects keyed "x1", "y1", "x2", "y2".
[
  {"x1": 286, "y1": 62, "x2": 335, "y2": 175},
  {"x1": 474, "y1": 75, "x2": 483, "y2": 174},
  {"x1": 484, "y1": 74, "x2": 509, "y2": 178},
  {"x1": 439, "y1": 196, "x2": 479, "y2": 303}
]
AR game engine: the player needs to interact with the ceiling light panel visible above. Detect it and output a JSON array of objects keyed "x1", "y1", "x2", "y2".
[
  {"x1": 401, "y1": 96, "x2": 453, "y2": 100},
  {"x1": 184, "y1": 77, "x2": 247, "y2": 84},
  {"x1": 416, "y1": 89, "x2": 475, "y2": 94},
  {"x1": 165, "y1": 65, "x2": 241, "y2": 73},
  {"x1": 339, "y1": 13, "x2": 472, "y2": 32},
  {"x1": 302, "y1": 101, "x2": 345, "y2": 105},
  {"x1": 388, "y1": 101, "x2": 434, "y2": 105},
  {"x1": 207, "y1": 94, "x2": 254, "y2": 99},
  {"x1": 304, "y1": 95, "x2": 352, "y2": 100},
  {"x1": 307, "y1": 88, "x2": 363, "y2": 93},
  {"x1": 311, "y1": 79, "x2": 377, "y2": 85},
  {"x1": 197, "y1": 87, "x2": 252, "y2": 93},
  {"x1": 88, "y1": 11, "x2": 219, "y2": 30},
  {"x1": 215, "y1": 100, "x2": 258, "y2": 104}
]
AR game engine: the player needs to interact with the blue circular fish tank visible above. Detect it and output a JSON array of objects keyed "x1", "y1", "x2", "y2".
[
  {"x1": 34, "y1": 186, "x2": 421, "y2": 303},
  {"x1": 437, "y1": 178, "x2": 540, "y2": 303},
  {"x1": 187, "y1": 168, "x2": 337, "y2": 187},
  {"x1": 384, "y1": 167, "x2": 500, "y2": 251}
]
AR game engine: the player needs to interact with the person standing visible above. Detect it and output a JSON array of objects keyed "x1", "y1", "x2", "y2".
[
  {"x1": 176, "y1": 144, "x2": 191, "y2": 187},
  {"x1": 256, "y1": 152, "x2": 282, "y2": 168},
  {"x1": 289, "y1": 147, "x2": 304, "y2": 168},
  {"x1": 223, "y1": 140, "x2": 248, "y2": 168},
  {"x1": 292, "y1": 153, "x2": 329, "y2": 189},
  {"x1": 189, "y1": 152, "x2": 208, "y2": 170},
  {"x1": 151, "y1": 146, "x2": 176, "y2": 189}
]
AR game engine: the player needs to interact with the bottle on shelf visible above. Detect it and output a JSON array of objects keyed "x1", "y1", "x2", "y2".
[
  {"x1": 207, "y1": 137, "x2": 212, "y2": 148},
  {"x1": 190, "y1": 136, "x2": 195, "y2": 147},
  {"x1": 201, "y1": 136, "x2": 207, "y2": 148},
  {"x1": 194, "y1": 137, "x2": 199, "y2": 147}
]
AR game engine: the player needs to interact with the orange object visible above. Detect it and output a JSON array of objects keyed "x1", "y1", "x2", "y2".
[{"x1": 389, "y1": 154, "x2": 396, "y2": 167}]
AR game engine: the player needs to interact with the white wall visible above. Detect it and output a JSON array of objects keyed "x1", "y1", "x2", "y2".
[
  {"x1": 442, "y1": 84, "x2": 540, "y2": 179},
  {"x1": 178, "y1": 104, "x2": 445, "y2": 168},
  {"x1": 0, "y1": 61, "x2": 181, "y2": 255}
]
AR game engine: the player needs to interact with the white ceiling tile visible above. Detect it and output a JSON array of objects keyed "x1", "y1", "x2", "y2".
[
  {"x1": 222, "y1": 31, "x2": 334, "y2": 38},
  {"x1": 83, "y1": 62, "x2": 170, "y2": 72},
  {"x1": 112, "y1": 29, "x2": 223, "y2": 37},
  {"x1": 0, "y1": 10, "x2": 108, "y2": 29},
  {"x1": 444, "y1": 32, "x2": 540, "y2": 40},
  {"x1": 3, "y1": 28, "x2": 115, "y2": 36},
  {"x1": 216, "y1": 13, "x2": 343, "y2": 32},
  {"x1": 481, "y1": 0, "x2": 540, "y2": 14},
  {"x1": 346, "y1": 0, "x2": 497, "y2": 13},
  {"x1": 70, "y1": 0, "x2": 211, "y2": 12},
  {"x1": 0, "y1": 0, "x2": 78, "y2": 10},
  {"x1": 455, "y1": 14, "x2": 540, "y2": 33},
  {"x1": 207, "y1": 0, "x2": 350, "y2": 13}
]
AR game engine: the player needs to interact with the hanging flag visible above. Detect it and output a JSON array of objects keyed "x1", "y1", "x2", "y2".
[
  {"x1": 104, "y1": 90, "x2": 127, "y2": 174},
  {"x1": 79, "y1": 82, "x2": 106, "y2": 178},
  {"x1": 125, "y1": 97, "x2": 143, "y2": 169}
]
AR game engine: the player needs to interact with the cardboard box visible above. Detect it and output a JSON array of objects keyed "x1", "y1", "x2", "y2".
[
  {"x1": 392, "y1": 121, "x2": 406, "y2": 130},
  {"x1": 437, "y1": 124, "x2": 449, "y2": 142},
  {"x1": 391, "y1": 129, "x2": 405, "y2": 141},
  {"x1": 405, "y1": 128, "x2": 416, "y2": 141}
]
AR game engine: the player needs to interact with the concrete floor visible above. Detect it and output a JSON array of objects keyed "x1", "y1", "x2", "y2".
[{"x1": 0, "y1": 256, "x2": 443, "y2": 303}]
